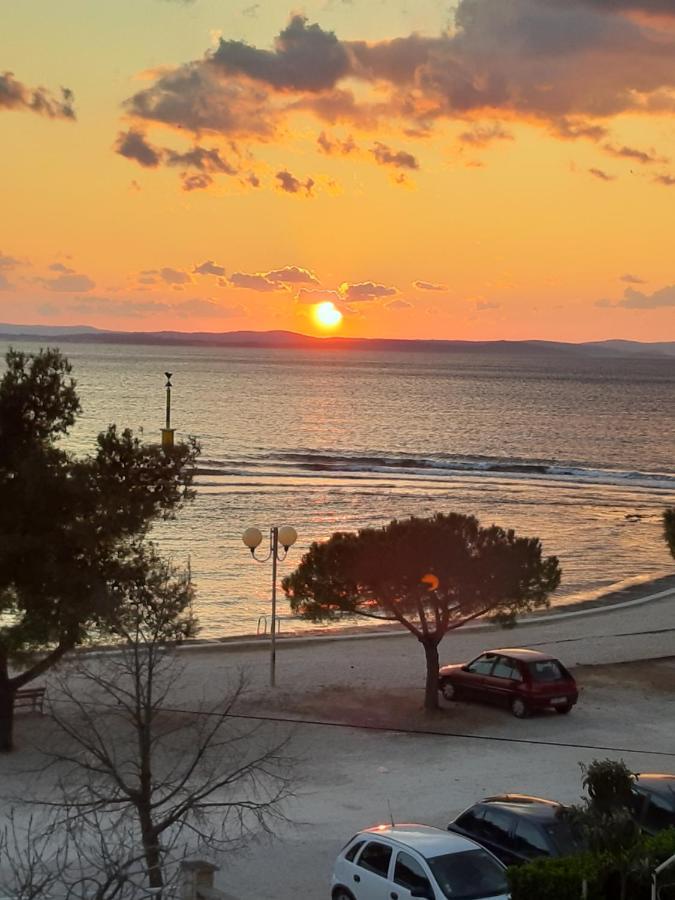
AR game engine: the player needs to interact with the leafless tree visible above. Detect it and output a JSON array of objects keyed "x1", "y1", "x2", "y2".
[{"x1": 1, "y1": 550, "x2": 294, "y2": 899}]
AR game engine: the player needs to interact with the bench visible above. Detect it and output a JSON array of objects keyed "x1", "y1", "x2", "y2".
[{"x1": 14, "y1": 687, "x2": 46, "y2": 714}]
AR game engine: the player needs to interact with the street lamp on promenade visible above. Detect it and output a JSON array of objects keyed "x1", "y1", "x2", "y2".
[{"x1": 242, "y1": 525, "x2": 298, "y2": 687}]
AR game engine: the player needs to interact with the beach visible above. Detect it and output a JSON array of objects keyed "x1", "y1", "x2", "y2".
[{"x1": 5, "y1": 575, "x2": 675, "y2": 898}]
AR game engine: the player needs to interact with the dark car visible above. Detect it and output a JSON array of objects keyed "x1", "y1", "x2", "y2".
[
  {"x1": 447, "y1": 795, "x2": 585, "y2": 867},
  {"x1": 438, "y1": 648, "x2": 578, "y2": 718},
  {"x1": 631, "y1": 774, "x2": 675, "y2": 834}
]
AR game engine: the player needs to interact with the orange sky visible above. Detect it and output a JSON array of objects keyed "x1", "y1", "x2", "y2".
[{"x1": 2, "y1": 0, "x2": 675, "y2": 341}]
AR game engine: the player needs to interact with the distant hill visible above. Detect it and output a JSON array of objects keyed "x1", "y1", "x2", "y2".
[{"x1": 1, "y1": 324, "x2": 674, "y2": 358}]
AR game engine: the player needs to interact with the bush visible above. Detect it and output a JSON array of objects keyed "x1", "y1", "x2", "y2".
[
  {"x1": 507, "y1": 830, "x2": 675, "y2": 900},
  {"x1": 507, "y1": 854, "x2": 604, "y2": 900}
]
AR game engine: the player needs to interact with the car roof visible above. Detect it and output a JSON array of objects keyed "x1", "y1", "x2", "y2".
[
  {"x1": 479, "y1": 795, "x2": 564, "y2": 818},
  {"x1": 486, "y1": 648, "x2": 559, "y2": 662},
  {"x1": 635, "y1": 774, "x2": 675, "y2": 796},
  {"x1": 360, "y1": 824, "x2": 483, "y2": 858}
]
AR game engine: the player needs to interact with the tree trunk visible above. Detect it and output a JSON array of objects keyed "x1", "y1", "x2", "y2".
[
  {"x1": 0, "y1": 655, "x2": 15, "y2": 752},
  {"x1": 139, "y1": 815, "x2": 163, "y2": 896},
  {"x1": 422, "y1": 639, "x2": 440, "y2": 711}
]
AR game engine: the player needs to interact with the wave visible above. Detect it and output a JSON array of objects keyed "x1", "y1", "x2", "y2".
[{"x1": 195, "y1": 450, "x2": 675, "y2": 491}]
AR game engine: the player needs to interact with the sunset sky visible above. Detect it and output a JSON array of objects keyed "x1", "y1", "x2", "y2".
[{"x1": 2, "y1": 0, "x2": 675, "y2": 341}]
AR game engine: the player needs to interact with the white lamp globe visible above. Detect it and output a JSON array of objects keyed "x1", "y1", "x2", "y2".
[
  {"x1": 243, "y1": 527, "x2": 263, "y2": 550},
  {"x1": 278, "y1": 525, "x2": 298, "y2": 550}
]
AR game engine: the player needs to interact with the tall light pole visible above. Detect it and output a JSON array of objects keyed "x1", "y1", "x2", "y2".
[
  {"x1": 161, "y1": 372, "x2": 175, "y2": 451},
  {"x1": 242, "y1": 525, "x2": 298, "y2": 687}
]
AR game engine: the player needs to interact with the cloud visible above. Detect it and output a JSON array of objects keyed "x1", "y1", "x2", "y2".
[
  {"x1": 172, "y1": 298, "x2": 244, "y2": 318},
  {"x1": 602, "y1": 143, "x2": 667, "y2": 165},
  {"x1": 654, "y1": 173, "x2": 675, "y2": 186},
  {"x1": 276, "y1": 170, "x2": 315, "y2": 195},
  {"x1": 49, "y1": 262, "x2": 75, "y2": 274},
  {"x1": 414, "y1": 280, "x2": 447, "y2": 291},
  {"x1": 181, "y1": 172, "x2": 213, "y2": 191},
  {"x1": 340, "y1": 281, "x2": 397, "y2": 301},
  {"x1": 458, "y1": 123, "x2": 514, "y2": 147},
  {"x1": 317, "y1": 131, "x2": 358, "y2": 155},
  {"x1": 296, "y1": 288, "x2": 341, "y2": 305},
  {"x1": 589, "y1": 167, "x2": 616, "y2": 181},
  {"x1": 566, "y1": 0, "x2": 675, "y2": 14},
  {"x1": 613, "y1": 284, "x2": 675, "y2": 308},
  {"x1": 0, "y1": 272, "x2": 13, "y2": 291},
  {"x1": 229, "y1": 272, "x2": 278, "y2": 291},
  {"x1": 386, "y1": 299, "x2": 413, "y2": 310},
  {"x1": 211, "y1": 15, "x2": 351, "y2": 92},
  {"x1": 371, "y1": 142, "x2": 418, "y2": 170},
  {"x1": 0, "y1": 72, "x2": 75, "y2": 119},
  {"x1": 265, "y1": 265, "x2": 319, "y2": 284},
  {"x1": 242, "y1": 4, "x2": 260, "y2": 17},
  {"x1": 0, "y1": 253, "x2": 20, "y2": 270},
  {"x1": 620, "y1": 273, "x2": 646, "y2": 284},
  {"x1": 164, "y1": 145, "x2": 236, "y2": 174},
  {"x1": 115, "y1": 129, "x2": 162, "y2": 168},
  {"x1": 41, "y1": 273, "x2": 95, "y2": 292},
  {"x1": 120, "y1": 3, "x2": 675, "y2": 190},
  {"x1": 475, "y1": 300, "x2": 501, "y2": 311},
  {"x1": 159, "y1": 267, "x2": 191, "y2": 284},
  {"x1": 194, "y1": 259, "x2": 226, "y2": 276},
  {"x1": 68, "y1": 296, "x2": 169, "y2": 318}
]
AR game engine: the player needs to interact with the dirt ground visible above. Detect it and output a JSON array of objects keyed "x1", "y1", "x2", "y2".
[{"x1": 4, "y1": 588, "x2": 675, "y2": 899}]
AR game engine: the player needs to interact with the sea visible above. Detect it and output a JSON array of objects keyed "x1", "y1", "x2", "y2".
[{"x1": 3, "y1": 340, "x2": 674, "y2": 638}]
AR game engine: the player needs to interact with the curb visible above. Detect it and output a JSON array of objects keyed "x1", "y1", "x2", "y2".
[{"x1": 175, "y1": 585, "x2": 675, "y2": 655}]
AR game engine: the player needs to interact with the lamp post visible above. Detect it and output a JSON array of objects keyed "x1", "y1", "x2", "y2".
[{"x1": 242, "y1": 525, "x2": 298, "y2": 687}]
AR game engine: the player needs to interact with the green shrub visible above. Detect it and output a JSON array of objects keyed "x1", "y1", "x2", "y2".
[
  {"x1": 507, "y1": 854, "x2": 604, "y2": 900},
  {"x1": 507, "y1": 830, "x2": 675, "y2": 900}
]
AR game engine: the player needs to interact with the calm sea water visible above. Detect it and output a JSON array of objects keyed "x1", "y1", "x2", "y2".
[{"x1": 3, "y1": 340, "x2": 674, "y2": 637}]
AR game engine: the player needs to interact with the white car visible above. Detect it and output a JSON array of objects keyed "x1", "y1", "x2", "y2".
[{"x1": 331, "y1": 824, "x2": 509, "y2": 900}]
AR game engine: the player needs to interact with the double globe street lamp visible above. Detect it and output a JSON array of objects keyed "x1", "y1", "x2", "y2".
[{"x1": 242, "y1": 524, "x2": 298, "y2": 688}]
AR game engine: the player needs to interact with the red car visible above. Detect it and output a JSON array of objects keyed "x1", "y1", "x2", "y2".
[{"x1": 438, "y1": 648, "x2": 578, "y2": 718}]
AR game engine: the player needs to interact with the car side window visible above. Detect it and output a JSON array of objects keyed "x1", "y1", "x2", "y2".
[
  {"x1": 394, "y1": 851, "x2": 433, "y2": 894},
  {"x1": 513, "y1": 819, "x2": 551, "y2": 857},
  {"x1": 466, "y1": 654, "x2": 497, "y2": 676},
  {"x1": 480, "y1": 808, "x2": 514, "y2": 845},
  {"x1": 345, "y1": 840, "x2": 365, "y2": 862},
  {"x1": 491, "y1": 656, "x2": 521, "y2": 680},
  {"x1": 456, "y1": 806, "x2": 486, "y2": 833},
  {"x1": 357, "y1": 841, "x2": 393, "y2": 878},
  {"x1": 635, "y1": 790, "x2": 675, "y2": 832}
]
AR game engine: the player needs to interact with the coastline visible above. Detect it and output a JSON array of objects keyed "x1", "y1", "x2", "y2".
[{"x1": 176, "y1": 570, "x2": 675, "y2": 653}]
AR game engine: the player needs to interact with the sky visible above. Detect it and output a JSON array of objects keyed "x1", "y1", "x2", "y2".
[{"x1": 2, "y1": 0, "x2": 675, "y2": 342}]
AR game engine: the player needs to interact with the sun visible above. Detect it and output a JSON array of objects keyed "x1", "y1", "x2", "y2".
[{"x1": 312, "y1": 301, "x2": 343, "y2": 331}]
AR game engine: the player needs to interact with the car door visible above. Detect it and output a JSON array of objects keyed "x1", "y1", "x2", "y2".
[
  {"x1": 511, "y1": 818, "x2": 555, "y2": 861},
  {"x1": 352, "y1": 840, "x2": 394, "y2": 899},
  {"x1": 480, "y1": 655, "x2": 523, "y2": 707},
  {"x1": 389, "y1": 850, "x2": 440, "y2": 900},
  {"x1": 461, "y1": 653, "x2": 498, "y2": 701}
]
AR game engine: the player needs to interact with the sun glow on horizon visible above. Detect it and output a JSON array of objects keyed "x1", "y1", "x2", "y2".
[{"x1": 312, "y1": 301, "x2": 343, "y2": 331}]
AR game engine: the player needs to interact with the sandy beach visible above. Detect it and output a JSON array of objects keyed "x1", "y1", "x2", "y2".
[{"x1": 2, "y1": 573, "x2": 674, "y2": 898}]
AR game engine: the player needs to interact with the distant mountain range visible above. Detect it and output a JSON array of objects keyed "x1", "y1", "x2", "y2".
[{"x1": 1, "y1": 323, "x2": 674, "y2": 357}]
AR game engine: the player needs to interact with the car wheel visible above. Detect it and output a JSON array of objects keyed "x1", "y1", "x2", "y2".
[
  {"x1": 441, "y1": 680, "x2": 458, "y2": 701},
  {"x1": 511, "y1": 697, "x2": 529, "y2": 718},
  {"x1": 555, "y1": 704, "x2": 572, "y2": 714},
  {"x1": 332, "y1": 890, "x2": 355, "y2": 900}
]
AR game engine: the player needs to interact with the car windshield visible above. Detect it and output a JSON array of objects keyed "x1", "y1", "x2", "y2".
[
  {"x1": 427, "y1": 849, "x2": 507, "y2": 900},
  {"x1": 528, "y1": 660, "x2": 565, "y2": 682}
]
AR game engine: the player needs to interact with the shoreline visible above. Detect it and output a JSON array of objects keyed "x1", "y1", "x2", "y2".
[{"x1": 174, "y1": 570, "x2": 675, "y2": 654}]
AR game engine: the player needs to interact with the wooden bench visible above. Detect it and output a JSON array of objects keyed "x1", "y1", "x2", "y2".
[{"x1": 15, "y1": 687, "x2": 46, "y2": 714}]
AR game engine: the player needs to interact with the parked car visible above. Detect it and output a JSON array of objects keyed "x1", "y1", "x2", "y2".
[
  {"x1": 631, "y1": 774, "x2": 675, "y2": 834},
  {"x1": 438, "y1": 648, "x2": 578, "y2": 718},
  {"x1": 331, "y1": 824, "x2": 509, "y2": 900},
  {"x1": 447, "y1": 795, "x2": 585, "y2": 867}
]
